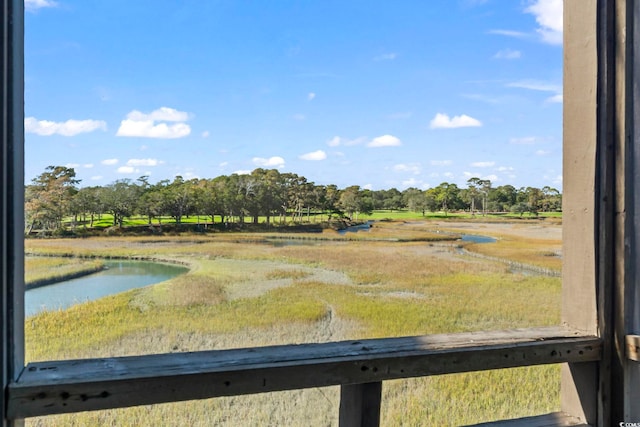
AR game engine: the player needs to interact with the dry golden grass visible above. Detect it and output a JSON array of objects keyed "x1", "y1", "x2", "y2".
[
  {"x1": 24, "y1": 222, "x2": 562, "y2": 426},
  {"x1": 25, "y1": 256, "x2": 104, "y2": 287}
]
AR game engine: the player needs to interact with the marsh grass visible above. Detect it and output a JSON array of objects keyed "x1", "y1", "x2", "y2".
[
  {"x1": 463, "y1": 235, "x2": 561, "y2": 272},
  {"x1": 24, "y1": 222, "x2": 562, "y2": 425},
  {"x1": 25, "y1": 256, "x2": 104, "y2": 287}
]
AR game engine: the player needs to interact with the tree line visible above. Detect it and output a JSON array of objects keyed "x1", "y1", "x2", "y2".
[{"x1": 25, "y1": 166, "x2": 562, "y2": 232}]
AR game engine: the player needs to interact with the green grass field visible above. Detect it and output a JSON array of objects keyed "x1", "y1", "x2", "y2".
[
  {"x1": 24, "y1": 220, "x2": 562, "y2": 426},
  {"x1": 62, "y1": 209, "x2": 561, "y2": 231}
]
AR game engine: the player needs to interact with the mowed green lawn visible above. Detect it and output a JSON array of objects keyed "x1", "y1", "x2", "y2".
[
  {"x1": 24, "y1": 221, "x2": 562, "y2": 426},
  {"x1": 62, "y1": 209, "x2": 560, "y2": 230}
]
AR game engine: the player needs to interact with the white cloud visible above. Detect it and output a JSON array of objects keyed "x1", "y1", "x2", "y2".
[
  {"x1": 546, "y1": 94, "x2": 563, "y2": 103},
  {"x1": 430, "y1": 160, "x2": 452, "y2": 166},
  {"x1": 25, "y1": 117, "x2": 107, "y2": 136},
  {"x1": 525, "y1": 0, "x2": 563, "y2": 45},
  {"x1": 25, "y1": 0, "x2": 57, "y2": 12},
  {"x1": 202, "y1": 131, "x2": 210, "y2": 138},
  {"x1": 401, "y1": 178, "x2": 425, "y2": 188},
  {"x1": 493, "y1": 49, "x2": 521, "y2": 59},
  {"x1": 536, "y1": 150, "x2": 551, "y2": 156},
  {"x1": 116, "y1": 107, "x2": 191, "y2": 139},
  {"x1": 507, "y1": 80, "x2": 560, "y2": 93},
  {"x1": 101, "y1": 158, "x2": 119, "y2": 165},
  {"x1": 374, "y1": 53, "x2": 397, "y2": 61},
  {"x1": 471, "y1": 161, "x2": 495, "y2": 168},
  {"x1": 393, "y1": 163, "x2": 421, "y2": 175},
  {"x1": 117, "y1": 120, "x2": 191, "y2": 139},
  {"x1": 368, "y1": 134, "x2": 401, "y2": 147},
  {"x1": 117, "y1": 166, "x2": 139, "y2": 174},
  {"x1": 126, "y1": 158, "x2": 163, "y2": 167},
  {"x1": 233, "y1": 170, "x2": 252, "y2": 175},
  {"x1": 126, "y1": 107, "x2": 190, "y2": 122},
  {"x1": 327, "y1": 136, "x2": 341, "y2": 147},
  {"x1": 292, "y1": 113, "x2": 306, "y2": 121},
  {"x1": 308, "y1": 92, "x2": 316, "y2": 101},
  {"x1": 327, "y1": 136, "x2": 367, "y2": 147},
  {"x1": 66, "y1": 163, "x2": 94, "y2": 170},
  {"x1": 90, "y1": 176, "x2": 103, "y2": 181},
  {"x1": 497, "y1": 166, "x2": 515, "y2": 172},
  {"x1": 252, "y1": 156, "x2": 285, "y2": 168},
  {"x1": 299, "y1": 150, "x2": 327, "y2": 161},
  {"x1": 176, "y1": 171, "x2": 200, "y2": 180},
  {"x1": 429, "y1": 113, "x2": 482, "y2": 129}
]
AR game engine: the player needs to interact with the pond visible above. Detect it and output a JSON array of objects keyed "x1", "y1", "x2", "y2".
[
  {"x1": 337, "y1": 221, "x2": 372, "y2": 234},
  {"x1": 460, "y1": 234, "x2": 497, "y2": 244},
  {"x1": 25, "y1": 260, "x2": 188, "y2": 317}
]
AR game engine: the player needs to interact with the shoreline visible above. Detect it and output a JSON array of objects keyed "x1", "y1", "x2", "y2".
[{"x1": 25, "y1": 264, "x2": 106, "y2": 291}]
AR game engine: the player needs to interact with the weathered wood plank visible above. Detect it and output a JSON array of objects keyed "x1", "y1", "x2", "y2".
[
  {"x1": 1, "y1": 1, "x2": 25, "y2": 426},
  {"x1": 626, "y1": 335, "x2": 640, "y2": 362},
  {"x1": 8, "y1": 327, "x2": 600, "y2": 418},
  {"x1": 467, "y1": 412, "x2": 589, "y2": 426},
  {"x1": 339, "y1": 382, "x2": 382, "y2": 427},
  {"x1": 561, "y1": 2, "x2": 599, "y2": 424}
]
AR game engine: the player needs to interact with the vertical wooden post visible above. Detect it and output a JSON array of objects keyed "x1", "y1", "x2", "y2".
[
  {"x1": 338, "y1": 382, "x2": 382, "y2": 427},
  {"x1": 0, "y1": 0, "x2": 25, "y2": 426},
  {"x1": 561, "y1": 0, "x2": 599, "y2": 423},
  {"x1": 619, "y1": 0, "x2": 640, "y2": 421},
  {"x1": 565, "y1": 0, "x2": 640, "y2": 424}
]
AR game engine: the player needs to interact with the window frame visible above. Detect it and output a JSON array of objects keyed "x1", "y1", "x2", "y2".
[
  {"x1": 3, "y1": 1, "x2": 638, "y2": 425},
  {"x1": 1, "y1": 0, "x2": 25, "y2": 425}
]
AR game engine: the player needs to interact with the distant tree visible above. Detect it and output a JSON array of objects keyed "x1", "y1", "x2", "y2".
[
  {"x1": 338, "y1": 185, "x2": 372, "y2": 220},
  {"x1": 161, "y1": 176, "x2": 197, "y2": 226},
  {"x1": 322, "y1": 184, "x2": 341, "y2": 221},
  {"x1": 138, "y1": 180, "x2": 166, "y2": 225},
  {"x1": 103, "y1": 179, "x2": 140, "y2": 227},
  {"x1": 466, "y1": 177, "x2": 482, "y2": 215},
  {"x1": 25, "y1": 166, "x2": 79, "y2": 232},
  {"x1": 382, "y1": 188, "x2": 404, "y2": 211},
  {"x1": 72, "y1": 186, "x2": 102, "y2": 228},
  {"x1": 403, "y1": 187, "x2": 427, "y2": 216},
  {"x1": 432, "y1": 182, "x2": 461, "y2": 216},
  {"x1": 489, "y1": 185, "x2": 517, "y2": 212},
  {"x1": 541, "y1": 186, "x2": 562, "y2": 212}
]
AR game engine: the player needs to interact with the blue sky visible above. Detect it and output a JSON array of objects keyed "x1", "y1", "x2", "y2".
[{"x1": 24, "y1": 0, "x2": 563, "y2": 191}]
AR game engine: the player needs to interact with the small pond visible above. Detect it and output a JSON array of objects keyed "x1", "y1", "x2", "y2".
[
  {"x1": 25, "y1": 260, "x2": 188, "y2": 317},
  {"x1": 337, "y1": 221, "x2": 372, "y2": 234},
  {"x1": 460, "y1": 234, "x2": 497, "y2": 244}
]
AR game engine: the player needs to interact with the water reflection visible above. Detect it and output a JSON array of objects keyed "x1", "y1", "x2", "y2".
[{"x1": 25, "y1": 260, "x2": 187, "y2": 316}]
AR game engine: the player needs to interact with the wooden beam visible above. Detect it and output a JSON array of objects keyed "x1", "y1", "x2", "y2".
[
  {"x1": 561, "y1": 1, "x2": 599, "y2": 424},
  {"x1": 7, "y1": 327, "x2": 600, "y2": 419},
  {"x1": 625, "y1": 335, "x2": 640, "y2": 362},
  {"x1": 623, "y1": 2, "x2": 640, "y2": 419},
  {"x1": 339, "y1": 382, "x2": 382, "y2": 427},
  {"x1": 467, "y1": 412, "x2": 588, "y2": 426},
  {"x1": 0, "y1": 0, "x2": 24, "y2": 426}
]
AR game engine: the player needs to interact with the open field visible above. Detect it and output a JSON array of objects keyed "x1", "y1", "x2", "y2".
[{"x1": 24, "y1": 219, "x2": 562, "y2": 426}]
